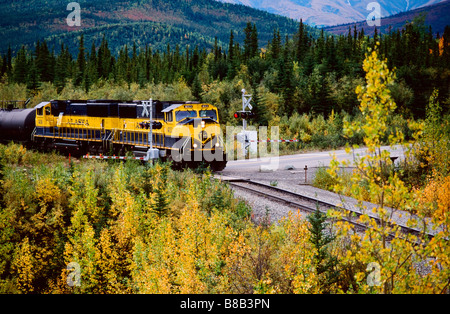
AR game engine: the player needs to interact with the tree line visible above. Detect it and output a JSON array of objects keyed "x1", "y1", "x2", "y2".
[{"x1": 1, "y1": 19, "x2": 449, "y2": 121}]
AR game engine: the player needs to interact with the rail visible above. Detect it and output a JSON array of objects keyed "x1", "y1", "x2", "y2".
[{"x1": 225, "y1": 178, "x2": 437, "y2": 242}]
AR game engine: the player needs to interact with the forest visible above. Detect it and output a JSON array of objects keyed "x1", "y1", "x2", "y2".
[
  {"x1": 0, "y1": 16, "x2": 450, "y2": 293},
  {"x1": 0, "y1": 48, "x2": 449, "y2": 292}
]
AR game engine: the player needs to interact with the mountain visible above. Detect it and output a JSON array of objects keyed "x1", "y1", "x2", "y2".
[
  {"x1": 0, "y1": 0, "x2": 314, "y2": 55},
  {"x1": 217, "y1": 0, "x2": 446, "y2": 26},
  {"x1": 323, "y1": 0, "x2": 450, "y2": 36}
]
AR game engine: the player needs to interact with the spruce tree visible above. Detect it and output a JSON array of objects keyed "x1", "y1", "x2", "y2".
[
  {"x1": 228, "y1": 30, "x2": 234, "y2": 62},
  {"x1": 270, "y1": 29, "x2": 281, "y2": 61},
  {"x1": 26, "y1": 59, "x2": 40, "y2": 91},
  {"x1": 97, "y1": 36, "x2": 112, "y2": 79},
  {"x1": 54, "y1": 44, "x2": 70, "y2": 92},
  {"x1": 150, "y1": 163, "x2": 169, "y2": 218},
  {"x1": 191, "y1": 74, "x2": 203, "y2": 101},
  {"x1": 243, "y1": 22, "x2": 258, "y2": 61},
  {"x1": 0, "y1": 55, "x2": 5, "y2": 78},
  {"x1": 6, "y1": 45, "x2": 12, "y2": 76},
  {"x1": 307, "y1": 206, "x2": 340, "y2": 294},
  {"x1": 295, "y1": 19, "x2": 308, "y2": 62},
  {"x1": 13, "y1": 46, "x2": 28, "y2": 84},
  {"x1": 227, "y1": 30, "x2": 237, "y2": 79},
  {"x1": 251, "y1": 23, "x2": 259, "y2": 58},
  {"x1": 35, "y1": 40, "x2": 53, "y2": 82},
  {"x1": 75, "y1": 34, "x2": 86, "y2": 87},
  {"x1": 278, "y1": 38, "x2": 295, "y2": 116}
]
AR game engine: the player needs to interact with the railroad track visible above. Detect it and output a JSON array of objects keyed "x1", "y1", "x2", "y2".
[{"x1": 225, "y1": 178, "x2": 436, "y2": 242}]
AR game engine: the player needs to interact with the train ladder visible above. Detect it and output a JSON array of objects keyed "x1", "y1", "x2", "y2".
[
  {"x1": 102, "y1": 130, "x2": 115, "y2": 153},
  {"x1": 31, "y1": 127, "x2": 37, "y2": 142}
]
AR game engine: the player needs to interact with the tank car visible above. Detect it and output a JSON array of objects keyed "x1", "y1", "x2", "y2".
[{"x1": 0, "y1": 107, "x2": 36, "y2": 144}]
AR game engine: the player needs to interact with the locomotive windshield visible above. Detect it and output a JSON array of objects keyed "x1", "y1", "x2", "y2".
[
  {"x1": 176, "y1": 110, "x2": 197, "y2": 122},
  {"x1": 200, "y1": 110, "x2": 217, "y2": 121}
]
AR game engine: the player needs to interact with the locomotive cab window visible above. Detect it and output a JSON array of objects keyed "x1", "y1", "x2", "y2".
[
  {"x1": 37, "y1": 108, "x2": 43, "y2": 116},
  {"x1": 176, "y1": 110, "x2": 197, "y2": 122},
  {"x1": 45, "y1": 106, "x2": 51, "y2": 116},
  {"x1": 200, "y1": 110, "x2": 218, "y2": 121}
]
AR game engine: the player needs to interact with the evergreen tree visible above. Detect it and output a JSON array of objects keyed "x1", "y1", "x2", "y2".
[
  {"x1": 54, "y1": 43, "x2": 71, "y2": 92},
  {"x1": 97, "y1": 36, "x2": 112, "y2": 79},
  {"x1": 191, "y1": 74, "x2": 203, "y2": 101},
  {"x1": 26, "y1": 59, "x2": 40, "y2": 91},
  {"x1": 249, "y1": 85, "x2": 268, "y2": 126},
  {"x1": 307, "y1": 207, "x2": 340, "y2": 294},
  {"x1": 277, "y1": 37, "x2": 295, "y2": 116},
  {"x1": 251, "y1": 23, "x2": 259, "y2": 58},
  {"x1": 295, "y1": 19, "x2": 308, "y2": 62},
  {"x1": 269, "y1": 29, "x2": 281, "y2": 61},
  {"x1": 442, "y1": 25, "x2": 450, "y2": 67},
  {"x1": 85, "y1": 41, "x2": 98, "y2": 91},
  {"x1": 0, "y1": 55, "x2": 6, "y2": 79},
  {"x1": 75, "y1": 35, "x2": 86, "y2": 87},
  {"x1": 307, "y1": 66, "x2": 332, "y2": 115},
  {"x1": 130, "y1": 42, "x2": 139, "y2": 83},
  {"x1": 6, "y1": 45, "x2": 12, "y2": 77},
  {"x1": 13, "y1": 46, "x2": 28, "y2": 84},
  {"x1": 228, "y1": 30, "x2": 234, "y2": 62},
  {"x1": 244, "y1": 22, "x2": 258, "y2": 61},
  {"x1": 150, "y1": 163, "x2": 170, "y2": 218},
  {"x1": 227, "y1": 30, "x2": 237, "y2": 79},
  {"x1": 315, "y1": 29, "x2": 326, "y2": 64},
  {"x1": 191, "y1": 45, "x2": 200, "y2": 70},
  {"x1": 35, "y1": 40, "x2": 53, "y2": 82}
]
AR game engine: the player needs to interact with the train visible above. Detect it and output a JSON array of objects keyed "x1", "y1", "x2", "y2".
[{"x1": 0, "y1": 99, "x2": 228, "y2": 171}]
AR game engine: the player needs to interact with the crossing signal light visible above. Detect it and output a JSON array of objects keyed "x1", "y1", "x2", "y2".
[
  {"x1": 233, "y1": 111, "x2": 255, "y2": 119},
  {"x1": 246, "y1": 111, "x2": 255, "y2": 119},
  {"x1": 152, "y1": 121, "x2": 163, "y2": 130}
]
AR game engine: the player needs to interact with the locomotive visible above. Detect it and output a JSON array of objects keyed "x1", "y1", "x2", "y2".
[{"x1": 0, "y1": 99, "x2": 227, "y2": 171}]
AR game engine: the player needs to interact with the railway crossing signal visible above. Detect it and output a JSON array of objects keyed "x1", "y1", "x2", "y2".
[
  {"x1": 233, "y1": 111, "x2": 255, "y2": 119},
  {"x1": 233, "y1": 89, "x2": 255, "y2": 130},
  {"x1": 235, "y1": 89, "x2": 258, "y2": 158}
]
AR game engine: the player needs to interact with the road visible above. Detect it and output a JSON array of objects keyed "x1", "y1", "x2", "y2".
[{"x1": 222, "y1": 145, "x2": 406, "y2": 173}]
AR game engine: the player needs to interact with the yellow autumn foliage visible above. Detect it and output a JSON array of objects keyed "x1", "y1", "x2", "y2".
[{"x1": 328, "y1": 46, "x2": 450, "y2": 294}]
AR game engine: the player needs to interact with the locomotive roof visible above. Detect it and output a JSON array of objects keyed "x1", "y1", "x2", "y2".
[
  {"x1": 161, "y1": 104, "x2": 184, "y2": 113},
  {"x1": 35, "y1": 101, "x2": 51, "y2": 109}
]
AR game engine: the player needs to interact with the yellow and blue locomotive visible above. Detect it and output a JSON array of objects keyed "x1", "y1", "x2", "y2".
[{"x1": 0, "y1": 99, "x2": 227, "y2": 171}]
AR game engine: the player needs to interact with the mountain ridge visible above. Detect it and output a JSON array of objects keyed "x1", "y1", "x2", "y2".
[
  {"x1": 323, "y1": 0, "x2": 450, "y2": 36},
  {"x1": 217, "y1": 0, "x2": 446, "y2": 26},
  {"x1": 0, "y1": 0, "x2": 314, "y2": 55}
]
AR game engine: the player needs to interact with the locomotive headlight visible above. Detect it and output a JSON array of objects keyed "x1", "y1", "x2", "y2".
[
  {"x1": 201, "y1": 120, "x2": 206, "y2": 128},
  {"x1": 215, "y1": 142, "x2": 220, "y2": 148},
  {"x1": 193, "y1": 143, "x2": 198, "y2": 148}
]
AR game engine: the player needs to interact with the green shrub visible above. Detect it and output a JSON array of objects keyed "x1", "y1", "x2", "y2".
[{"x1": 312, "y1": 166, "x2": 338, "y2": 191}]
